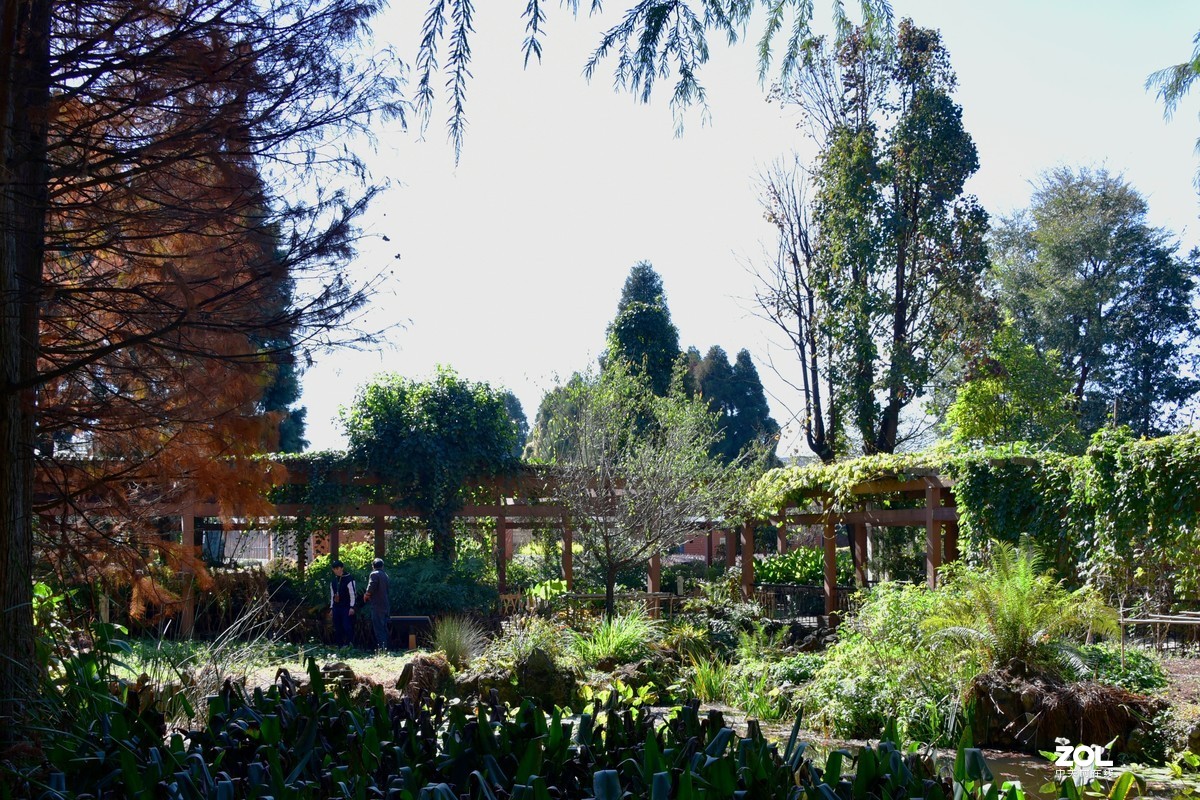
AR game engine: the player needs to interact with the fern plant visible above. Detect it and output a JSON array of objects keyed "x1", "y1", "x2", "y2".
[{"x1": 924, "y1": 539, "x2": 1117, "y2": 677}]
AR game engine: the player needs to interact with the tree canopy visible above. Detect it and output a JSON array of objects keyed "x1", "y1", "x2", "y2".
[
  {"x1": 992, "y1": 167, "x2": 1200, "y2": 436},
  {"x1": 756, "y1": 20, "x2": 990, "y2": 460},
  {"x1": 603, "y1": 262, "x2": 682, "y2": 397},
  {"x1": 548, "y1": 361, "x2": 743, "y2": 616},
  {"x1": 340, "y1": 369, "x2": 519, "y2": 561}
]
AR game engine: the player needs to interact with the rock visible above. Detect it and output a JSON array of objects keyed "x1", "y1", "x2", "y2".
[
  {"x1": 455, "y1": 663, "x2": 520, "y2": 706},
  {"x1": 1188, "y1": 721, "x2": 1200, "y2": 756},
  {"x1": 322, "y1": 661, "x2": 356, "y2": 686},
  {"x1": 396, "y1": 652, "x2": 452, "y2": 700},
  {"x1": 516, "y1": 647, "x2": 577, "y2": 710}
]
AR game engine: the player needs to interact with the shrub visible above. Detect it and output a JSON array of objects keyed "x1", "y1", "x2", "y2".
[
  {"x1": 300, "y1": 544, "x2": 498, "y2": 617},
  {"x1": 1079, "y1": 643, "x2": 1169, "y2": 692},
  {"x1": 926, "y1": 540, "x2": 1118, "y2": 678},
  {"x1": 572, "y1": 608, "x2": 662, "y2": 667},
  {"x1": 687, "y1": 656, "x2": 731, "y2": 703},
  {"x1": 756, "y1": 546, "x2": 854, "y2": 586},
  {"x1": 767, "y1": 652, "x2": 825, "y2": 684},
  {"x1": 805, "y1": 581, "x2": 969, "y2": 744},
  {"x1": 483, "y1": 614, "x2": 571, "y2": 669},
  {"x1": 662, "y1": 621, "x2": 711, "y2": 661},
  {"x1": 432, "y1": 615, "x2": 488, "y2": 669}
]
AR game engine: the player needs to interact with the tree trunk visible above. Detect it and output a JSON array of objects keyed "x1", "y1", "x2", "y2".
[
  {"x1": 604, "y1": 569, "x2": 617, "y2": 620},
  {"x1": 0, "y1": 0, "x2": 50, "y2": 743}
]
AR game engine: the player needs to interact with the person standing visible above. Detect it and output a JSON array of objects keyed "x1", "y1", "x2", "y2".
[
  {"x1": 363, "y1": 558, "x2": 391, "y2": 651},
  {"x1": 329, "y1": 560, "x2": 357, "y2": 647}
]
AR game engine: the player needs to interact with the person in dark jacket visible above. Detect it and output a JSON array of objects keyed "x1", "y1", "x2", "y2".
[
  {"x1": 329, "y1": 560, "x2": 357, "y2": 647},
  {"x1": 363, "y1": 558, "x2": 391, "y2": 651}
]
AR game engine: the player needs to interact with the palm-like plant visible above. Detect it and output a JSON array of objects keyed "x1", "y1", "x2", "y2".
[{"x1": 924, "y1": 539, "x2": 1117, "y2": 677}]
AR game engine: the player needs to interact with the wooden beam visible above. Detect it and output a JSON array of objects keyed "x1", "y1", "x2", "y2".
[
  {"x1": 776, "y1": 524, "x2": 788, "y2": 554},
  {"x1": 823, "y1": 520, "x2": 837, "y2": 623},
  {"x1": 562, "y1": 517, "x2": 574, "y2": 590},
  {"x1": 850, "y1": 476, "x2": 955, "y2": 495},
  {"x1": 926, "y1": 486, "x2": 942, "y2": 589},
  {"x1": 373, "y1": 517, "x2": 385, "y2": 559},
  {"x1": 705, "y1": 529, "x2": 714, "y2": 566},
  {"x1": 180, "y1": 499, "x2": 199, "y2": 638},
  {"x1": 496, "y1": 511, "x2": 508, "y2": 593},
  {"x1": 329, "y1": 524, "x2": 340, "y2": 561},
  {"x1": 785, "y1": 506, "x2": 957, "y2": 527},
  {"x1": 741, "y1": 522, "x2": 755, "y2": 599},
  {"x1": 725, "y1": 528, "x2": 737, "y2": 568},
  {"x1": 854, "y1": 523, "x2": 868, "y2": 588},
  {"x1": 944, "y1": 521, "x2": 960, "y2": 563}
]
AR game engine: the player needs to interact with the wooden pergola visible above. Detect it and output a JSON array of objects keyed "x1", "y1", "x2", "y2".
[
  {"x1": 763, "y1": 471, "x2": 961, "y2": 621},
  {"x1": 43, "y1": 461, "x2": 961, "y2": 633}
]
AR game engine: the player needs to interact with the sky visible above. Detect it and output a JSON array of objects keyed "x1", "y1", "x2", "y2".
[{"x1": 297, "y1": 1, "x2": 1200, "y2": 457}]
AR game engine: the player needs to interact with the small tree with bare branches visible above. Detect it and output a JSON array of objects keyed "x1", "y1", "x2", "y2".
[{"x1": 548, "y1": 362, "x2": 742, "y2": 618}]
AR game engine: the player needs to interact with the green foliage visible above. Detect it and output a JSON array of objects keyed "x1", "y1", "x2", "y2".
[
  {"x1": 572, "y1": 609, "x2": 662, "y2": 668},
  {"x1": 993, "y1": 167, "x2": 1200, "y2": 436},
  {"x1": 662, "y1": 621, "x2": 712, "y2": 661},
  {"x1": 946, "y1": 320, "x2": 1083, "y2": 452},
  {"x1": 482, "y1": 615, "x2": 572, "y2": 670},
  {"x1": 751, "y1": 430, "x2": 1200, "y2": 610},
  {"x1": 551, "y1": 361, "x2": 747, "y2": 616},
  {"x1": 1078, "y1": 644, "x2": 1169, "y2": 693},
  {"x1": 301, "y1": 542, "x2": 497, "y2": 617},
  {"x1": 10, "y1": 652, "x2": 1082, "y2": 800},
  {"x1": 688, "y1": 346, "x2": 781, "y2": 466},
  {"x1": 602, "y1": 262, "x2": 681, "y2": 397},
  {"x1": 756, "y1": 546, "x2": 854, "y2": 585},
  {"x1": 926, "y1": 541, "x2": 1118, "y2": 678},
  {"x1": 432, "y1": 615, "x2": 488, "y2": 669},
  {"x1": 805, "y1": 581, "x2": 969, "y2": 743},
  {"x1": 339, "y1": 367, "x2": 518, "y2": 560},
  {"x1": 778, "y1": 20, "x2": 992, "y2": 456}
]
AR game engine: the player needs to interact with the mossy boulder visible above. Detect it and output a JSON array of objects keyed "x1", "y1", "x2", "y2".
[{"x1": 397, "y1": 652, "x2": 453, "y2": 700}]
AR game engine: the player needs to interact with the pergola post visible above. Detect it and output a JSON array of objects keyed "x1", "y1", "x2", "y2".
[
  {"x1": 562, "y1": 516, "x2": 574, "y2": 589},
  {"x1": 374, "y1": 517, "x2": 386, "y2": 559},
  {"x1": 496, "y1": 510, "x2": 509, "y2": 593},
  {"x1": 854, "y1": 523, "x2": 868, "y2": 588},
  {"x1": 926, "y1": 485, "x2": 942, "y2": 589},
  {"x1": 329, "y1": 524, "x2": 340, "y2": 561},
  {"x1": 741, "y1": 522, "x2": 755, "y2": 599},
  {"x1": 180, "y1": 498, "x2": 199, "y2": 638},
  {"x1": 776, "y1": 521, "x2": 788, "y2": 554},
  {"x1": 705, "y1": 529, "x2": 714, "y2": 566},
  {"x1": 944, "y1": 520, "x2": 960, "y2": 563},
  {"x1": 725, "y1": 528, "x2": 737, "y2": 568},
  {"x1": 823, "y1": 520, "x2": 838, "y2": 624}
]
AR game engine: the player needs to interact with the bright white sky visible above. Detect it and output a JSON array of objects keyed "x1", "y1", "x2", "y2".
[{"x1": 298, "y1": 0, "x2": 1200, "y2": 458}]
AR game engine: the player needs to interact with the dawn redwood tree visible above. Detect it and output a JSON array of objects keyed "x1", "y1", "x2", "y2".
[
  {"x1": 412, "y1": 0, "x2": 893, "y2": 156},
  {"x1": 0, "y1": 0, "x2": 399, "y2": 733}
]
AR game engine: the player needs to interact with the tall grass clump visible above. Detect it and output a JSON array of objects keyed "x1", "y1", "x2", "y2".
[
  {"x1": 572, "y1": 607, "x2": 662, "y2": 667},
  {"x1": 432, "y1": 615, "x2": 488, "y2": 669}
]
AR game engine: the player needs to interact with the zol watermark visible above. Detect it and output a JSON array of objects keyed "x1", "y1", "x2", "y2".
[{"x1": 1051, "y1": 740, "x2": 1117, "y2": 784}]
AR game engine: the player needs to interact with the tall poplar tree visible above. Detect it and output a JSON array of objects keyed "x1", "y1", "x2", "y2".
[{"x1": 756, "y1": 21, "x2": 991, "y2": 458}]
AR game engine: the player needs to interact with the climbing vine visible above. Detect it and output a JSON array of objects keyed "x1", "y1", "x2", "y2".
[{"x1": 751, "y1": 430, "x2": 1200, "y2": 612}]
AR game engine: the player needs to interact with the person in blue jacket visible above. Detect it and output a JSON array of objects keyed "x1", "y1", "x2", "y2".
[{"x1": 329, "y1": 560, "x2": 357, "y2": 647}]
